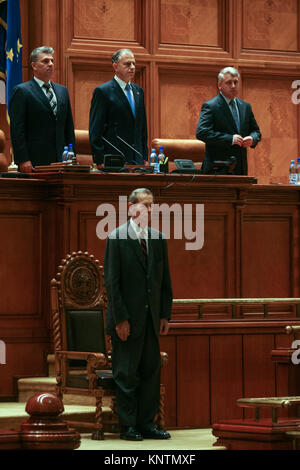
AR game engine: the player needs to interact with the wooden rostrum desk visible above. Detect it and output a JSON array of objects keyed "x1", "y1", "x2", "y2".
[{"x1": 1, "y1": 170, "x2": 300, "y2": 429}]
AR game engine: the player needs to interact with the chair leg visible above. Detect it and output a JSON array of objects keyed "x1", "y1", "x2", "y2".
[
  {"x1": 92, "y1": 394, "x2": 104, "y2": 440},
  {"x1": 110, "y1": 396, "x2": 119, "y2": 433},
  {"x1": 156, "y1": 385, "x2": 165, "y2": 430}
]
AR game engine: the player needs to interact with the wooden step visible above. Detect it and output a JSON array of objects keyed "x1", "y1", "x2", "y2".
[
  {"x1": 0, "y1": 402, "x2": 96, "y2": 431},
  {"x1": 17, "y1": 377, "x2": 101, "y2": 406}
]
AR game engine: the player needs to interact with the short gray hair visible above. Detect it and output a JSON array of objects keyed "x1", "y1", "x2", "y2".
[
  {"x1": 218, "y1": 66, "x2": 239, "y2": 83},
  {"x1": 30, "y1": 46, "x2": 54, "y2": 64},
  {"x1": 129, "y1": 188, "x2": 153, "y2": 204},
  {"x1": 112, "y1": 48, "x2": 134, "y2": 63}
]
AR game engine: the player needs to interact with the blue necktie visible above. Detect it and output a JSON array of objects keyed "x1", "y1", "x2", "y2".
[
  {"x1": 125, "y1": 83, "x2": 135, "y2": 117},
  {"x1": 229, "y1": 99, "x2": 240, "y2": 133}
]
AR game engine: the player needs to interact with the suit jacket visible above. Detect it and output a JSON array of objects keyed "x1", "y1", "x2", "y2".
[
  {"x1": 104, "y1": 221, "x2": 173, "y2": 339},
  {"x1": 196, "y1": 93, "x2": 261, "y2": 175},
  {"x1": 89, "y1": 78, "x2": 148, "y2": 165},
  {"x1": 9, "y1": 79, "x2": 75, "y2": 167}
]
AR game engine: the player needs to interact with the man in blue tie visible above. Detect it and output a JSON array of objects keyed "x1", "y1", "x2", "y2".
[
  {"x1": 196, "y1": 66, "x2": 261, "y2": 175},
  {"x1": 89, "y1": 49, "x2": 148, "y2": 166}
]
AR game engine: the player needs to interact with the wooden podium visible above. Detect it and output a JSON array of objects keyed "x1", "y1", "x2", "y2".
[
  {"x1": 213, "y1": 397, "x2": 300, "y2": 450},
  {"x1": 213, "y1": 418, "x2": 300, "y2": 450}
]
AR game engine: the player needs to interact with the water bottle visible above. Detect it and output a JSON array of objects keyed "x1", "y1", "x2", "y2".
[
  {"x1": 289, "y1": 160, "x2": 297, "y2": 184},
  {"x1": 296, "y1": 157, "x2": 300, "y2": 185},
  {"x1": 158, "y1": 146, "x2": 165, "y2": 165},
  {"x1": 62, "y1": 146, "x2": 68, "y2": 162},
  {"x1": 67, "y1": 143, "x2": 75, "y2": 163},
  {"x1": 149, "y1": 149, "x2": 159, "y2": 173}
]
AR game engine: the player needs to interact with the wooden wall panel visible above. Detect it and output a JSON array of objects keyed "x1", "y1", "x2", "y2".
[
  {"x1": 159, "y1": 70, "x2": 217, "y2": 139},
  {"x1": 243, "y1": 334, "x2": 276, "y2": 418},
  {"x1": 243, "y1": 74, "x2": 299, "y2": 184},
  {"x1": 241, "y1": 211, "x2": 295, "y2": 298},
  {"x1": 160, "y1": 0, "x2": 220, "y2": 47},
  {"x1": 169, "y1": 213, "x2": 233, "y2": 299},
  {"x1": 73, "y1": 66, "x2": 113, "y2": 130},
  {"x1": 242, "y1": 0, "x2": 299, "y2": 52},
  {"x1": 177, "y1": 335, "x2": 210, "y2": 427},
  {"x1": 0, "y1": 342, "x2": 48, "y2": 397},
  {"x1": 73, "y1": 0, "x2": 137, "y2": 42},
  {"x1": 210, "y1": 335, "x2": 243, "y2": 422},
  {"x1": 0, "y1": 213, "x2": 42, "y2": 316}
]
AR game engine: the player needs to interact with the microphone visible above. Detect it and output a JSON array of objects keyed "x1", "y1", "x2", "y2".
[
  {"x1": 112, "y1": 122, "x2": 144, "y2": 165},
  {"x1": 116, "y1": 134, "x2": 144, "y2": 165},
  {"x1": 101, "y1": 135, "x2": 125, "y2": 158}
]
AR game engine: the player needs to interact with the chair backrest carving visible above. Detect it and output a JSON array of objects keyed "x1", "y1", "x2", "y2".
[{"x1": 51, "y1": 251, "x2": 108, "y2": 356}]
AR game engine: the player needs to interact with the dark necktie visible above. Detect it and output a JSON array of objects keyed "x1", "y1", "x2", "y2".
[
  {"x1": 229, "y1": 99, "x2": 240, "y2": 133},
  {"x1": 125, "y1": 83, "x2": 135, "y2": 117},
  {"x1": 43, "y1": 82, "x2": 57, "y2": 115},
  {"x1": 140, "y1": 230, "x2": 147, "y2": 264}
]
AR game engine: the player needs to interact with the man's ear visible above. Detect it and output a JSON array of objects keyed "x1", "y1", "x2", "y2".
[{"x1": 128, "y1": 202, "x2": 135, "y2": 217}]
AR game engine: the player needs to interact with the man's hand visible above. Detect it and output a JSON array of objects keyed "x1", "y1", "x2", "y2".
[
  {"x1": 116, "y1": 320, "x2": 130, "y2": 341},
  {"x1": 242, "y1": 136, "x2": 254, "y2": 148},
  {"x1": 232, "y1": 134, "x2": 243, "y2": 147},
  {"x1": 19, "y1": 161, "x2": 33, "y2": 173},
  {"x1": 160, "y1": 318, "x2": 169, "y2": 335}
]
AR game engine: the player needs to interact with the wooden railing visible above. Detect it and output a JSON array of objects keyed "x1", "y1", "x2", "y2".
[{"x1": 172, "y1": 298, "x2": 300, "y2": 320}]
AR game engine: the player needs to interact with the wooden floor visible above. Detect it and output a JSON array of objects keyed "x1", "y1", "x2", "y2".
[
  {"x1": 78, "y1": 428, "x2": 223, "y2": 451},
  {"x1": 0, "y1": 402, "x2": 225, "y2": 451}
]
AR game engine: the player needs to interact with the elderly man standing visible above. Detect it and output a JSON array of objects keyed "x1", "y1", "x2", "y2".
[
  {"x1": 9, "y1": 46, "x2": 75, "y2": 172},
  {"x1": 196, "y1": 66, "x2": 261, "y2": 175},
  {"x1": 89, "y1": 48, "x2": 148, "y2": 166}
]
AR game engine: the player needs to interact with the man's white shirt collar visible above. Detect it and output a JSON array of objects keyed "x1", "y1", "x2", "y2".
[
  {"x1": 220, "y1": 92, "x2": 236, "y2": 106},
  {"x1": 114, "y1": 75, "x2": 132, "y2": 92},
  {"x1": 34, "y1": 76, "x2": 51, "y2": 88},
  {"x1": 130, "y1": 218, "x2": 148, "y2": 239}
]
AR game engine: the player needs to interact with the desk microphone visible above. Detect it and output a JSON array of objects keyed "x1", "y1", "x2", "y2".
[
  {"x1": 101, "y1": 135, "x2": 125, "y2": 158},
  {"x1": 116, "y1": 135, "x2": 144, "y2": 165}
]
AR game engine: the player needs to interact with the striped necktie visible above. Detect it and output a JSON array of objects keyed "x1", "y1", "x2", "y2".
[
  {"x1": 125, "y1": 83, "x2": 135, "y2": 117},
  {"x1": 140, "y1": 229, "x2": 147, "y2": 264},
  {"x1": 43, "y1": 82, "x2": 57, "y2": 116}
]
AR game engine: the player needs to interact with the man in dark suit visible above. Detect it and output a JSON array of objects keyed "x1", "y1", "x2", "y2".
[
  {"x1": 104, "y1": 188, "x2": 173, "y2": 441},
  {"x1": 196, "y1": 66, "x2": 261, "y2": 175},
  {"x1": 89, "y1": 49, "x2": 148, "y2": 166},
  {"x1": 9, "y1": 46, "x2": 75, "y2": 172}
]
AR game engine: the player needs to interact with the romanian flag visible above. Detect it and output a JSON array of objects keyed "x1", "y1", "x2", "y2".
[{"x1": 0, "y1": 0, "x2": 22, "y2": 112}]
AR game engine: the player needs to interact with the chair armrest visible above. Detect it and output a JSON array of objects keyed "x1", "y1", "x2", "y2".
[
  {"x1": 160, "y1": 351, "x2": 168, "y2": 367},
  {"x1": 56, "y1": 350, "x2": 95, "y2": 360},
  {"x1": 87, "y1": 353, "x2": 107, "y2": 389}
]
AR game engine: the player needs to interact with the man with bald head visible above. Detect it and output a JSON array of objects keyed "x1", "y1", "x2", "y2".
[
  {"x1": 89, "y1": 49, "x2": 148, "y2": 166},
  {"x1": 196, "y1": 66, "x2": 261, "y2": 175}
]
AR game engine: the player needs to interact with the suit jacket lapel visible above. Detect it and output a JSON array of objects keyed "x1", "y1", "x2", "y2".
[
  {"x1": 30, "y1": 79, "x2": 53, "y2": 113},
  {"x1": 147, "y1": 227, "x2": 154, "y2": 273},
  {"x1": 127, "y1": 221, "x2": 147, "y2": 271}
]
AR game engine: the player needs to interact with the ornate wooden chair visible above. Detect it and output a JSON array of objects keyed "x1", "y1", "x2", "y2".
[{"x1": 51, "y1": 251, "x2": 167, "y2": 440}]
